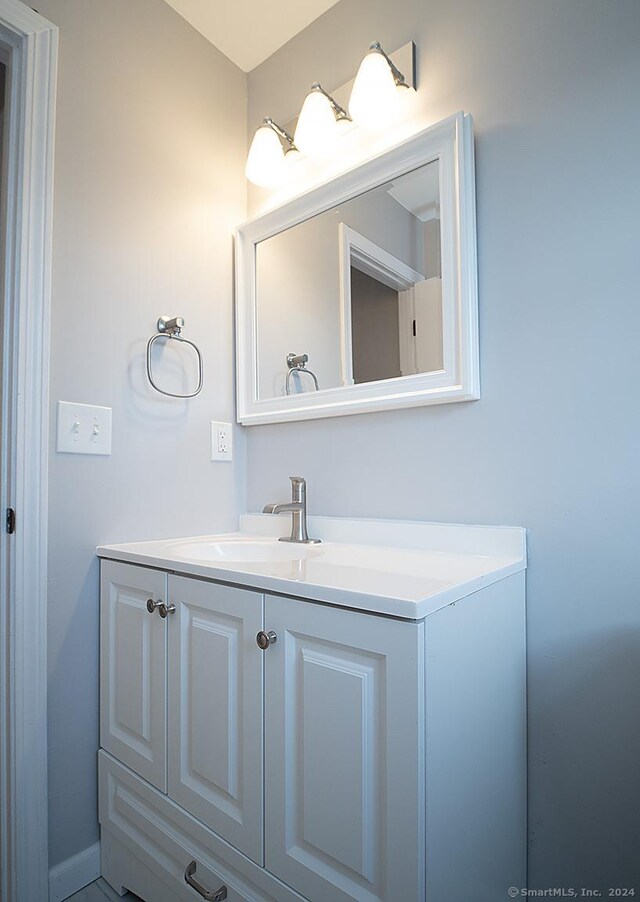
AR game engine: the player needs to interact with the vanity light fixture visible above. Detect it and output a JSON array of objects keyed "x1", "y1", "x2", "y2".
[
  {"x1": 349, "y1": 41, "x2": 413, "y2": 129},
  {"x1": 245, "y1": 117, "x2": 299, "y2": 188},
  {"x1": 294, "y1": 83, "x2": 351, "y2": 158},
  {"x1": 246, "y1": 41, "x2": 415, "y2": 186}
]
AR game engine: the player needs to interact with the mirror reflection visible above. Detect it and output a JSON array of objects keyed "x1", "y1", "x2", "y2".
[{"x1": 255, "y1": 159, "x2": 442, "y2": 400}]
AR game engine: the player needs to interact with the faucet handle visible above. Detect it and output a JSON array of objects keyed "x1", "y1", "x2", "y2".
[{"x1": 289, "y1": 476, "x2": 306, "y2": 502}]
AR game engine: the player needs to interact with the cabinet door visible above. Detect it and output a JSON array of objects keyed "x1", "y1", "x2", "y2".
[
  {"x1": 100, "y1": 560, "x2": 167, "y2": 791},
  {"x1": 264, "y1": 595, "x2": 425, "y2": 902},
  {"x1": 167, "y1": 575, "x2": 264, "y2": 865}
]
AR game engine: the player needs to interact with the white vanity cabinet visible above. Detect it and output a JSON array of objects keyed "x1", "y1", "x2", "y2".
[
  {"x1": 100, "y1": 561, "x2": 167, "y2": 791},
  {"x1": 167, "y1": 574, "x2": 264, "y2": 864},
  {"x1": 99, "y1": 561, "x2": 426, "y2": 901},
  {"x1": 101, "y1": 562, "x2": 264, "y2": 865},
  {"x1": 98, "y1": 535, "x2": 526, "y2": 902},
  {"x1": 263, "y1": 594, "x2": 424, "y2": 902}
]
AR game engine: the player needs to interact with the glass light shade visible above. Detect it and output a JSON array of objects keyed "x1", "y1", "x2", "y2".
[
  {"x1": 284, "y1": 147, "x2": 302, "y2": 169},
  {"x1": 349, "y1": 49, "x2": 402, "y2": 129},
  {"x1": 245, "y1": 125, "x2": 286, "y2": 187},
  {"x1": 294, "y1": 89, "x2": 340, "y2": 158}
]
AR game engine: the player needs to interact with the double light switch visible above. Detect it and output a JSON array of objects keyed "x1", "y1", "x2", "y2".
[{"x1": 57, "y1": 401, "x2": 112, "y2": 455}]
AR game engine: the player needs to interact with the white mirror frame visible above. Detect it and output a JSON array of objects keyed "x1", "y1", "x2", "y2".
[{"x1": 235, "y1": 112, "x2": 479, "y2": 425}]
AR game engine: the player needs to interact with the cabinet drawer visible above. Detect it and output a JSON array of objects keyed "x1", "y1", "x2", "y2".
[{"x1": 99, "y1": 751, "x2": 304, "y2": 902}]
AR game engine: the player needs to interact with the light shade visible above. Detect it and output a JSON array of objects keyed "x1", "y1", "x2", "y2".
[
  {"x1": 284, "y1": 147, "x2": 302, "y2": 169},
  {"x1": 349, "y1": 46, "x2": 405, "y2": 129},
  {"x1": 245, "y1": 124, "x2": 286, "y2": 187},
  {"x1": 294, "y1": 89, "x2": 340, "y2": 158}
]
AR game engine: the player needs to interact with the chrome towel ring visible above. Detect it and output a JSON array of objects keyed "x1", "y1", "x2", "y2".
[
  {"x1": 285, "y1": 352, "x2": 319, "y2": 395},
  {"x1": 146, "y1": 316, "x2": 203, "y2": 398}
]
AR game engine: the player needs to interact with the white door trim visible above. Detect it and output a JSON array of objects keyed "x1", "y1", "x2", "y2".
[
  {"x1": 338, "y1": 222, "x2": 425, "y2": 386},
  {"x1": 0, "y1": 2, "x2": 57, "y2": 900}
]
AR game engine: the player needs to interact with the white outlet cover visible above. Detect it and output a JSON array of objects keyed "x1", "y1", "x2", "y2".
[
  {"x1": 211, "y1": 420, "x2": 232, "y2": 461},
  {"x1": 57, "y1": 401, "x2": 112, "y2": 455}
]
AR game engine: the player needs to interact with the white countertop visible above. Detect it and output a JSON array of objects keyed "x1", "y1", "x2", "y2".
[{"x1": 97, "y1": 514, "x2": 526, "y2": 619}]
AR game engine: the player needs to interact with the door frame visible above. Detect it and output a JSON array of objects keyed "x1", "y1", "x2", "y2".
[
  {"x1": 338, "y1": 222, "x2": 424, "y2": 386},
  {"x1": 0, "y1": 2, "x2": 57, "y2": 900}
]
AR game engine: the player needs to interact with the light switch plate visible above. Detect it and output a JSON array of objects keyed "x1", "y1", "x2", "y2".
[
  {"x1": 211, "y1": 421, "x2": 232, "y2": 461},
  {"x1": 57, "y1": 401, "x2": 112, "y2": 455}
]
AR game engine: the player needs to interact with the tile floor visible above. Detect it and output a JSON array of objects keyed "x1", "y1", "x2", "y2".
[{"x1": 63, "y1": 877, "x2": 143, "y2": 902}]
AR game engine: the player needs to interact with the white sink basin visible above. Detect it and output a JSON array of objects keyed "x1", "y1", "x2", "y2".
[
  {"x1": 98, "y1": 516, "x2": 526, "y2": 619},
  {"x1": 167, "y1": 538, "x2": 321, "y2": 564}
]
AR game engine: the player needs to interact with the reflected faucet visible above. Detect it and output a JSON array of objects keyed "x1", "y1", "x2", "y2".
[{"x1": 263, "y1": 476, "x2": 321, "y2": 544}]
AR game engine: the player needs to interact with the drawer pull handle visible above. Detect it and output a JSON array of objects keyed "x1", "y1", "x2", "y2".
[
  {"x1": 146, "y1": 598, "x2": 161, "y2": 614},
  {"x1": 158, "y1": 602, "x2": 176, "y2": 618},
  {"x1": 184, "y1": 860, "x2": 227, "y2": 901}
]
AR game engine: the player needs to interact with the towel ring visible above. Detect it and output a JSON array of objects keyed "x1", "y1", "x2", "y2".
[
  {"x1": 146, "y1": 316, "x2": 203, "y2": 398},
  {"x1": 285, "y1": 352, "x2": 319, "y2": 395}
]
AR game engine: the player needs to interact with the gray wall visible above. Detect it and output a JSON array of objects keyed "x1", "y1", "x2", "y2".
[
  {"x1": 256, "y1": 186, "x2": 422, "y2": 397},
  {"x1": 35, "y1": 0, "x2": 246, "y2": 868},
  {"x1": 247, "y1": 0, "x2": 640, "y2": 892}
]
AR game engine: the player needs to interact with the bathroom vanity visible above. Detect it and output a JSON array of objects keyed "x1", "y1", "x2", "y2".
[{"x1": 97, "y1": 514, "x2": 526, "y2": 902}]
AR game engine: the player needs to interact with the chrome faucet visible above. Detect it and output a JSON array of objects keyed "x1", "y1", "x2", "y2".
[{"x1": 262, "y1": 476, "x2": 321, "y2": 544}]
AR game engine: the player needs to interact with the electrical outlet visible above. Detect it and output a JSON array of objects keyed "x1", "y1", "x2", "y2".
[
  {"x1": 57, "y1": 401, "x2": 112, "y2": 455},
  {"x1": 211, "y1": 421, "x2": 232, "y2": 461}
]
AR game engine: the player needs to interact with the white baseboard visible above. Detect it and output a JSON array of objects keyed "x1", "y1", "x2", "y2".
[{"x1": 49, "y1": 841, "x2": 101, "y2": 902}]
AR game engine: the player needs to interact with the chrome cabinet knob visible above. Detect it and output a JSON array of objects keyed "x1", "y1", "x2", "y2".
[
  {"x1": 158, "y1": 602, "x2": 176, "y2": 619},
  {"x1": 256, "y1": 630, "x2": 277, "y2": 650},
  {"x1": 146, "y1": 598, "x2": 161, "y2": 614}
]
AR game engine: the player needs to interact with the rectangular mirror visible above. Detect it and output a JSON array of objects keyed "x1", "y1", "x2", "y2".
[{"x1": 236, "y1": 113, "x2": 479, "y2": 424}]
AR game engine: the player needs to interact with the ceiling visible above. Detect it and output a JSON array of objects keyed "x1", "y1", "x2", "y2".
[{"x1": 162, "y1": 0, "x2": 342, "y2": 72}]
